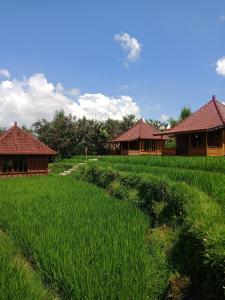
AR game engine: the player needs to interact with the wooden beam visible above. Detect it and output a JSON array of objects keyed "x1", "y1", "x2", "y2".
[
  {"x1": 223, "y1": 129, "x2": 225, "y2": 156},
  {"x1": 188, "y1": 134, "x2": 191, "y2": 156},
  {"x1": 205, "y1": 132, "x2": 208, "y2": 156}
]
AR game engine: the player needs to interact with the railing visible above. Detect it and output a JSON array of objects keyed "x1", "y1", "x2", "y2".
[
  {"x1": 190, "y1": 146, "x2": 206, "y2": 156},
  {"x1": 207, "y1": 146, "x2": 224, "y2": 156},
  {"x1": 162, "y1": 147, "x2": 176, "y2": 156}
]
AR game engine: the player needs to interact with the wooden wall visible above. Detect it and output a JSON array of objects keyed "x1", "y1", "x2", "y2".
[
  {"x1": 120, "y1": 139, "x2": 164, "y2": 155},
  {"x1": 28, "y1": 156, "x2": 48, "y2": 173},
  {"x1": 0, "y1": 155, "x2": 49, "y2": 177},
  {"x1": 162, "y1": 147, "x2": 176, "y2": 156},
  {"x1": 163, "y1": 129, "x2": 225, "y2": 156}
]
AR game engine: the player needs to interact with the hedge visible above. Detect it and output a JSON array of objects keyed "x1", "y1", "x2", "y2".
[{"x1": 76, "y1": 163, "x2": 225, "y2": 299}]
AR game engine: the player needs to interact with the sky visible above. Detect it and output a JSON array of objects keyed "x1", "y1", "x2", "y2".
[{"x1": 0, "y1": 0, "x2": 225, "y2": 127}]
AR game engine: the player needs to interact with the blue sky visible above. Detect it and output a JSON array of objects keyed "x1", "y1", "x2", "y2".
[{"x1": 0, "y1": 0, "x2": 225, "y2": 126}]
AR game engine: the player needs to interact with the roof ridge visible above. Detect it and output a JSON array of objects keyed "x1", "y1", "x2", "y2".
[
  {"x1": 0, "y1": 126, "x2": 14, "y2": 142},
  {"x1": 0, "y1": 124, "x2": 56, "y2": 155},
  {"x1": 145, "y1": 121, "x2": 161, "y2": 133},
  {"x1": 138, "y1": 119, "x2": 142, "y2": 139},
  {"x1": 165, "y1": 98, "x2": 214, "y2": 132},
  {"x1": 155, "y1": 98, "x2": 225, "y2": 136},
  {"x1": 113, "y1": 121, "x2": 140, "y2": 140},
  {"x1": 214, "y1": 99, "x2": 225, "y2": 125},
  {"x1": 20, "y1": 127, "x2": 56, "y2": 152}
]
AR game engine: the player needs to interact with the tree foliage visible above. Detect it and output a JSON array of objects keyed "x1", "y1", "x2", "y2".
[
  {"x1": 168, "y1": 106, "x2": 191, "y2": 128},
  {"x1": 146, "y1": 119, "x2": 168, "y2": 131},
  {"x1": 32, "y1": 111, "x2": 137, "y2": 158},
  {"x1": 31, "y1": 107, "x2": 191, "y2": 158}
]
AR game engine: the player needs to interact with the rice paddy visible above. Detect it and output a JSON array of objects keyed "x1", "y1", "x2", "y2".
[
  {"x1": 0, "y1": 174, "x2": 149, "y2": 299},
  {"x1": 0, "y1": 155, "x2": 224, "y2": 299},
  {"x1": 77, "y1": 155, "x2": 225, "y2": 299}
]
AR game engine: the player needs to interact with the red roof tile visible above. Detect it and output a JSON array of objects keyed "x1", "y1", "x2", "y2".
[
  {"x1": 157, "y1": 97, "x2": 225, "y2": 135},
  {"x1": 113, "y1": 119, "x2": 166, "y2": 142},
  {"x1": 0, "y1": 123, "x2": 57, "y2": 155}
]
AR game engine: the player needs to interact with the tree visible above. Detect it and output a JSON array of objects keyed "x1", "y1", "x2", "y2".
[
  {"x1": 120, "y1": 115, "x2": 136, "y2": 132},
  {"x1": 146, "y1": 119, "x2": 168, "y2": 131},
  {"x1": 169, "y1": 106, "x2": 191, "y2": 128},
  {"x1": 31, "y1": 111, "x2": 177, "y2": 158},
  {"x1": 180, "y1": 106, "x2": 191, "y2": 121},
  {"x1": 33, "y1": 111, "x2": 77, "y2": 158},
  {"x1": 0, "y1": 127, "x2": 6, "y2": 134}
]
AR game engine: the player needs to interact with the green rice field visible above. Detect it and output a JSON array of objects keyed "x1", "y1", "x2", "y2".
[
  {"x1": 0, "y1": 155, "x2": 225, "y2": 299},
  {"x1": 76, "y1": 155, "x2": 225, "y2": 299},
  {"x1": 0, "y1": 174, "x2": 149, "y2": 299}
]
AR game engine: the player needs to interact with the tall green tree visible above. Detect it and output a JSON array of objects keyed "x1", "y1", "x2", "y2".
[
  {"x1": 146, "y1": 119, "x2": 168, "y2": 131},
  {"x1": 33, "y1": 111, "x2": 76, "y2": 158},
  {"x1": 168, "y1": 106, "x2": 191, "y2": 128},
  {"x1": 120, "y1": 115, "x2": 136, "y2": 132}
]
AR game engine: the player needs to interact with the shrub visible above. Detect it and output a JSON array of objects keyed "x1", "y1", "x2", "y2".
[{"x1": 79, "y1": 163, "x2": 225, "y2": 299}]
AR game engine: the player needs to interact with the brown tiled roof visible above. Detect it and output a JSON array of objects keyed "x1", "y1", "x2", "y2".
[
  {"x1": 157, "y1": 97, "x2": 225, "y2": 135},
  {"x1": 113, "y1": 119, "x2": 166, "y2": 142},
  {"x1": 0, "y1": 122, "x2": 57, "y2": 155}
]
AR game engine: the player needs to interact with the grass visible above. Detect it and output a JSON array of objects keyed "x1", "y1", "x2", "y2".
[
  {"x1": 0, "y1": 230, "x2": 56, "y2": 300},
  {"x1": 99, "y1": 155, "x2": 225, "y2": 173},
  {"x1": 95, "y1": 160, "x2": 225, "y2": 209},
  {"x1": 76, "y1": 157, "x2": 225, "y2": 299},
  {"x1": 0, "y1": 175, "x2": 149, "y2": 299},
  {"x1": 1, "y1": 154, "x2": 225, "y2": 299}
]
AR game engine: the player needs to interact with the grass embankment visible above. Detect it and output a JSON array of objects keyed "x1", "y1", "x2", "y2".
[
  {"x1": 76, "y1": 161, "x2": 225, "y2": 299},
  {"x1": 0, "y1": 175, "x2": 148, "y2": 299},
  {"x1": 100, "y1": 155, "x2": 225, "y2": 173},
  {"x1": 96, "y1": 159, "x2": 225, "y2": 209}
]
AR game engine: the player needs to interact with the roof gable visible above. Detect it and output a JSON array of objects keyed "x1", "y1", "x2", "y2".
[
  {"x1": 160, "y1": 97, "x2": 225, "y2": 135},
  {"x1": 113, "y1": 119, "x2": 165, "y2": 142},
  {"x1": 0, "y1": 123, "x2": 57, "y2": 155}
]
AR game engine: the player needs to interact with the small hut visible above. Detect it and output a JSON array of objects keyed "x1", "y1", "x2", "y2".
[
  {"x1": 0, "y1": 122, "x2": 56, "y2": 177},
  {"x1": 157, "y1": 96, "x2": 225, "y2": 156},
  {"x1": 108, "y1": 119, "x2": 167, "y2": 155}
]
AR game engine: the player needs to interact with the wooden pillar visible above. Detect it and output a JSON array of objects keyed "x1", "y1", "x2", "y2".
[
  {"x1": 139, "y1": 139, "x2": 141, "y2": 153},
  {"x1": 188, "y1": 134, "x2": 191, "y2": 156},
  {"x1": 161, "y1": 136, "x2": 163, "y2": 154},
  {"x1": 205, "y1": 132, "x2": 208, "y2": 156},
  {"x1": 222, "y1": 128, "x2": 225, "y2": 155},
  {"x1": 128, "y1": 141, "x2": 130, "y2": 155}
]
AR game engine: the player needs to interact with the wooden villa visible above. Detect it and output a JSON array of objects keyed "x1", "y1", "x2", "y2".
[
  {"x1": 157, "y1": 96, "x2": 225, "y2": 156},
  {"x1": 0, "y1": 122, "x2": 56, "y2": 177},
  {"x1": 108, "y1": 119, "x2": 167, "y2": 155}
]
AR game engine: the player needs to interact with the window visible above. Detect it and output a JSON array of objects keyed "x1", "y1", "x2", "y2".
[
  {"x1": 2, "y1": 156, "x2": 28, "y2": 173},
  {"x1": 129, "y1": 140, "x2": 139, "y2": 150},
  {"x1": 192, "y1": 133, "x2": 203, "y2": 147},
  {"x1": 144, "y1": 140, "x2": 156, "y2": 151},
  {"x1": 208, "y1": 130, "x2": 222, "y2": 147}
]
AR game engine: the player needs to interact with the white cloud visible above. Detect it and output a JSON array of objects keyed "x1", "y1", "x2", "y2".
[
  {"x1": 219, "y1": 15, "x2": 225, "y2": 21},
  {"x1": 78, "y1": 93, "x2": 139, "y2": 120},
  {"x1": 67, "y1": 88, "x2": 80, "y2": 97},
  {"x1": 0, "y1": 72, "x2": 140, "y2": 127},
  {"x1": 120, "y1": 84, "x2": 129, "y2": 89},
  {"x1": 160, "y1": 114, "x2": 169, "y2": 122},
  {"x1": 0, "y1": 69, "x2": 11, "y2": 79},
  {"x1": 114, "y1": 32, "x2": 142, "y2": 67},
  {"x1": 216, "y1": 56, "x2": 225, "y2": 76}
]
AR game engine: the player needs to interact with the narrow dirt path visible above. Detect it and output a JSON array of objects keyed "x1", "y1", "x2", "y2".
[
  {"x1": 59, "y1": 162, "x2": 86, "y2": 176},
  {"x1": 59, "y1": 159, "x2": 98, "y2": 176}
]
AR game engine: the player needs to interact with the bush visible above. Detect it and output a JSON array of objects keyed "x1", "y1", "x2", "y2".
[{"x1": 78, "y1": 163, "x2": 225, "y2": 299}]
